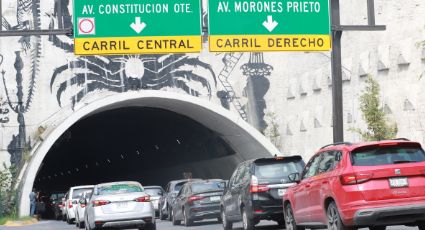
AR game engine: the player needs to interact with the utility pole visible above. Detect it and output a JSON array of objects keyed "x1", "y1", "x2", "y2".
[{"x1": 330, "y1": 0, "x2": 385, "y2": 142}]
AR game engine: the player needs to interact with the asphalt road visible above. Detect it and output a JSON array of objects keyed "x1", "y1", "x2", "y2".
[{"x1": 0, "y1": 219, "x2": 419, "y2": 230}]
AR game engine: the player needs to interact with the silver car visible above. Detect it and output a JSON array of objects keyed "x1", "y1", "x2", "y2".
[
  {"x1": 84, "y1": 181, "x2": 156, "y2": 230},
  {"x1": 143, "y1": 186, "x2": 165, "y2": 217}
]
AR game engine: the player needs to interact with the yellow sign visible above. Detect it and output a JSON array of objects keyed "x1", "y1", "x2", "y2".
[
  {"x1": 74, "y1": 36, "x2": 202, "y2": 55},
  {"x1": 209, "y1": 35, "x2": 331, "y2": 52}
]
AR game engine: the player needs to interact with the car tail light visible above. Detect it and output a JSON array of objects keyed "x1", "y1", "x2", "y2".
[
  {"x1": 188, "y1": 196, "x2": 204, "y2": 204},
  {"x1": 68, "y1": 200, "x2": 73, "y2": 209},
  {"x1": 340, "y1": 173, "x2": 373, "y2": 185},
  {"x1": 92, "y1": 200, "x2": 110, "y2": 207},
  {"x1": 134, "y1": 196, "x2": 150, "y2": 202},
  {"x1": 250, "y1": 175, "x2": 269, "y2": 193}
]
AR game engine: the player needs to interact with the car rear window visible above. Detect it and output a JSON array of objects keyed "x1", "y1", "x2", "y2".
[
  {"x1": 254, "y1": 161, "x2": 304, "y2": 179},
  {"x1": 191, "y1": 181, "x2": 225, "y2": 193},
  {"x1": 145, "y1": 188, "x2": 163, "y2": 196},
  {"x1": 72, "y1": 188, "x2": 93, "y2": 199},
  {"x1": 98, "y1": 184, "x2": 143, "y2": 195},
  {"x1": 174, "y1": 182, "x2": 186, "y2": 192},
  {"x1": 351, "y1": 146, "x2": 425, "y2": 166}
]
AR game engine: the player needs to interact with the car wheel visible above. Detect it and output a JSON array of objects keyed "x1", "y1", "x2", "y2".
[
  {"x1": 242, "y1": 207, "x2": 255, "y2": 230},
  {"x1": 183, "y1": 208, "x2": 193, "y2": 226},
  {"x1": 369, "y1": 227, "x2": 385, "y2": 230},
  {"x1": 418, "y1": 221, "x2": 425, "y2": 230},
  {"x1": 143, "y1": 222, "x2": 156, "y2": 230},
  {"x1": 285, "y1": 204, "x2": 304, "y2": 230},
  {"x1": 79, "y1": 219, "x2": 85, "y2": 229},
  {"x1": 277, "y1": 220, "x2": 285, "y2": 227},
  {"x1": 159, "y1": 208, "x2": 166, "y2": 220},
  {"x1": 221, "y1": 209, "x2": 233, "y2": 230},
  {"x1": 171, "y1": 209, "x2": 181, "y2": 225},
  {"x1": 66, "y1": 216, "x2": 73, "y2": 224},
  {"x1": 62, "y1": 214, "x2": 67, "y2": 221},
  {"x1": 327, "y1": 202, "x2": 354, "y2": 230},
  {"x1": 167, "y1": 206, "x2": 172, "y2": 221}
]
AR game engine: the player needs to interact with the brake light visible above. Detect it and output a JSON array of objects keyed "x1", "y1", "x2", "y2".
[
  {"x1": 134, "y1": 196, "x2": 150, "y2": 202},
  {"x1": 188, "y1": 196, "x2": 204, "y2": 203},
  {"x1": 340, "y1": 173, "x2": 373, "y2": 185},
  {"x1": 379, "y1": 142, "x2": 398, "y2": 146},
  {"x1": 68, "y1": 200, "x2": 73, "y2": 209},
  {"x1": 249, "y1": 175, "x2": 269, "y2": 193},
  {"x1": 92, "y1": 200, "x2": 110, "y2": 207}
]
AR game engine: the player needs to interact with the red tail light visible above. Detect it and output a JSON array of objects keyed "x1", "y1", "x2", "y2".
[
  {"x1": 188, "y1": 196, "x2": 204, "y2": 203},
  {"x1": 340, "y1": 173, "x2": 373, "y2": 185},
  {"x1": 92, "y1": 200, "x2": 110, "y2": 207},
  {"x1": 134, "y1": 196, "x2": 150, "y2": 202},
  {"x1": 68, "y1": 200, "x2": 73, "y2": 209},
  {"x1": 249, "y1": 175, "x2": 269, "y2": 193}
]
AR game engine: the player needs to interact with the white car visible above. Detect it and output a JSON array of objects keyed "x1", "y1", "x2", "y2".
[
  {"x1": 84, "y1": 181, "x2": 156, "y2": 230},
  {"x1": 64, "y1": 185, "x2": 94, "y2": 224},
  {"x1": 75, "y1": 190, "x2": 92, "y2": 228},
  {"x1": 143, "y1": 186, "x2": 165, "y2": 217}
]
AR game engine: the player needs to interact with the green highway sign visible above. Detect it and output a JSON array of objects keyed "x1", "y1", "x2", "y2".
[
  {"x1": 73, "y1": 0, "x2": 202, "y2": 55},
  {"x1": 208, "y1": 0, "x2": 331, "y2": 52}
]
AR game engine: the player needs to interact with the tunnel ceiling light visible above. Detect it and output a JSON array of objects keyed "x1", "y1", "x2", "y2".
[
  {"x1": 136, "y1": 150, "x2": 141, "y2": 155},
  {"x1": 68, "y1": 170, "x2": 71, "y2": 174},
  {"x1": 54, "y1": 174, "x2": 57, "y2": 177},
  {"x1": 85, "y1": 164, "x2": 89, "y2": 169},
  {"x1": 75, "y1": 168, "x2": 79, "y2": 172},
  {"x1": 177, "y1": 139, "x2": 181, "y2": 144},
  {"x1": 120, "y1": 154, "x2": 125, "y2": 159},
  {"x1": 96, "y1": 162, "x2": 99, "y2": 166},
  {"x1": 60, "y1": 172, "x2": 64, "y2": 176},
  {"x1": 107, "y1": 158, "x2": 111, "y2": 163},
  {"x1": 155, "y1": 145, "x2": 159, "y2": 150}
]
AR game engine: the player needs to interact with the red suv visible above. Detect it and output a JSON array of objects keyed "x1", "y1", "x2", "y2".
[{"x1": 283, "y1": 139, "x2": 425, "y2": 230}]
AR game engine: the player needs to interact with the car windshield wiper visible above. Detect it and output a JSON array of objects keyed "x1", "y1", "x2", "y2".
[{"x1": 393, "y1": 160, "x2": 416, "y2": 164}]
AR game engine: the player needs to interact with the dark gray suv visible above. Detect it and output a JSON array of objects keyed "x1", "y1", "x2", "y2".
[{"x1": 221, "y1": 156, "x2": 305, "y2": 230}]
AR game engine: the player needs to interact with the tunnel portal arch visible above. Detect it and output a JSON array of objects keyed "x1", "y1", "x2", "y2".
[{"x1": 19, "y1": 90, "x2": 278, "y2": 216}]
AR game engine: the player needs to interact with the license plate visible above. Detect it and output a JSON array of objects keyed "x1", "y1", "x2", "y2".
[
  {"x1": 278, "y1": 189, "x2": 287, "y2": 196},
  {"x1": 210, "y1": 196, "x2": 221, "y2": 202},
  {"x1": 116, "y1": 202, "x2": 128, "y2": 209},
  {"x1": 389, "y1": 177, "x2": 408, "y2": 188}
]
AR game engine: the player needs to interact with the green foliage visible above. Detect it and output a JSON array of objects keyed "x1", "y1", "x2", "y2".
[
  {"x1": 351, "y1": 75, "x2": 397, "y2": 141},
  {"x1": 264, "y1": 112, "x2": 282, "y2": 150},
  {"x1": 0, "y1": 164, "x2": 19, "y2": 219}
]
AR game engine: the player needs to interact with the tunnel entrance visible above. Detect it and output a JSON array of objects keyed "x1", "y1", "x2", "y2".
[
  {"x1": 34, "y1": 107, "x2": 237, "y2": 192},
  {"x1": 19, "y1": 91, "x2": 278, "y2": 216}
]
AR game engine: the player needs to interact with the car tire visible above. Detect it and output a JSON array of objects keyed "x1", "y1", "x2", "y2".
[
  {"x1": 369, "y1": 227, "x2": 386, "y2": 230},
  {"x1": 159, "y1": 208, "x2": 166, "y2": 220},
  {"x1": 277, "y1": 220, "x2": 285, "y2": 227},
  {"x1": 62, "y1": 214, "x2": 67, "y2": 221},
  {"x1": 418, "y1": 221, "x2": 425, "y2": 230},
  {"x1": 143, "y1": 222, "x2": 156, "y2": 230},
  {"x1": 183, "y1": 208, "x2": 193, "y2": 226},
  {"x1": 327, "y1": 202, "x2": 354, "y2": 230},
  {"x1": 171, "y1": 209, "x2": 181, "y2": 225},
  {"x1": 284, "y1": 203, "x2": 305, "y2": 230},
  {"x1": 242, "y1": 207, "x2": 255, "y2": 230},
  {"x1": 66, "y1": 215, "x2": 73, "y2": 224},
  {"x1": 79, "y1": 220, "x2": 85, "y2": 229},
  {"x1": 221, "y1": 209, "x2": 233, "y2": 230},
  {"x1": 167, "y1": 206, "x2": 172, "y2": 221}
]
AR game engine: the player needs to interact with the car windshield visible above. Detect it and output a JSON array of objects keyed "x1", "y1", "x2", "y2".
[
  {"x1": 351, "y1": 146, "x2": 425, "y2": 166},
  {"x1": 50, "y1": 193, "x2": 65, "y2": 201},
  {"x1": 174, "y1": 182, "x2": 186, "y2": 192},
  {"x1": 98, "y1": 183, "x2": 143, "y2": 195},
  {"x1": 191, "y1": 181, "x2": 225, "y2": 193},
  {"x1": 72, "y1": 188, "x2": 93, "y2": 199},
  {"x1": 254, "y1": 161, "x2": 304, "y2": 179},
  {"x1": 144, "y1": 188, "x2": 163, "y2": 196}
]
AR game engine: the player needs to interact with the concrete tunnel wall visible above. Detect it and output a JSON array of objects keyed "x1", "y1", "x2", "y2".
[{"x1": 18, "y1": 91, "x2": 278, "y2": 216}]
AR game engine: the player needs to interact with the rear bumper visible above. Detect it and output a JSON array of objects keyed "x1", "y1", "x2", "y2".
[
  {"x1": 96, "y1": 219, "x2": 152, "y2": 228},
  {"x1": 353, "y1": 204, "x2": 425, "y2": 226},
  {"x1": 252, "y1": 200, "x2": 283, "y2": 221},
  {"x1": 189, "y1": 204, "x2": 221, "y2": 221}
]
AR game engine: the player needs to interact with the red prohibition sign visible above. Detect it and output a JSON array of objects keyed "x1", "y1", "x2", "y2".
[{"x1": 79, "y1": 18, "x2": 94, "y2": 34}]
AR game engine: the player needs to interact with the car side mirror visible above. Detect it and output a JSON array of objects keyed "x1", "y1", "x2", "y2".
[{"x1": 288, "y1": 173, "x2": 301, "y2": 183}]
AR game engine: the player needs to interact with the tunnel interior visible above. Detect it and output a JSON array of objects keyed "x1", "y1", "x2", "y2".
[{"x1": 34, "y1": 107, "x2": 239, "y2": 193}]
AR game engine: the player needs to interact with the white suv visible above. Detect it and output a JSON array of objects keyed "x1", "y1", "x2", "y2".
[{"x1": 64, "y1": 185, "x2": 94, "y2": 224}]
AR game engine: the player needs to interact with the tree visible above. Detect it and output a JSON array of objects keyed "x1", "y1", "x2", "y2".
[
  {"x1": 352, "y1": 75, "x2": 398, "y2": 141},
  {"x1": 0, "y1": 164, "x2": 19, "y2": 219}
]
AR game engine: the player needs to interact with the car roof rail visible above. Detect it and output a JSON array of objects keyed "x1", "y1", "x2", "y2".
[
  {"x1": 390, "y1": 138, "x2": 410, "y2": 141},
  {"x1": 320, "y1": 142, "x2": 352, "y2": 149}
]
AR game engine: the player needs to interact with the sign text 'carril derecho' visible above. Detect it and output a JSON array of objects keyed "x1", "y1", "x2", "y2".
[
  {"x1": 208, "y1": 0, "x2": 331, "y2": 52},
  {"x1": 73, "y1": 0, "x2": 202, "y2": 55}
]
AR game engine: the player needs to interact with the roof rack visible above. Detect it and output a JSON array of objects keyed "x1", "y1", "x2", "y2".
[
  {"x1": 320, "y1": 142, "x2": 352, "y2": 149},
  {"x1": 390, "y1": 138, "x2": 410, "y2": 141}
]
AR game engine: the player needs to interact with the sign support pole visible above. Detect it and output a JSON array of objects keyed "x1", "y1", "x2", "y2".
[
  {"x1": 331, "y1": 0, "x2": 343, "y2": 143},
  {"x1": 330, "y1": 0, "x2": 385, "y2": 143}
]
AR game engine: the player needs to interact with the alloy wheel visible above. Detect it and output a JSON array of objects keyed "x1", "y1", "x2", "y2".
[
  {"x1": 327, "y1": 204, "x2": 339, "y2": 230},
  {"x1": 285, "y1": 205, "x2": 296, "y2": 230}
]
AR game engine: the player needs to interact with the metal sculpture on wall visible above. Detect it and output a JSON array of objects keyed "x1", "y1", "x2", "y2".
[
  {"x1": 242, "y1": 53, "x2": 272, "y2": 132},
  {"x1": 48, "y1": 0, "x2": 217, "y2": 108},
  {"x1": 0, "y1": 54, "x2": 10, "y2": 123}
]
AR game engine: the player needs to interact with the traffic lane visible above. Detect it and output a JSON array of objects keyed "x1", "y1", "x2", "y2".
[{"x1": 0, "y1": 219, "x2": 418, "y2": 230}]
